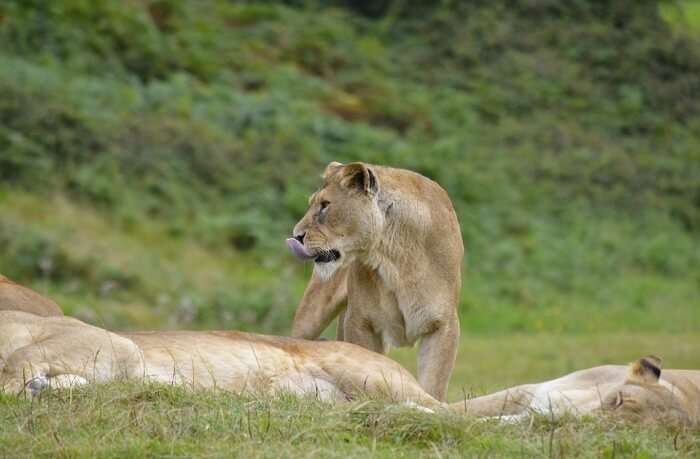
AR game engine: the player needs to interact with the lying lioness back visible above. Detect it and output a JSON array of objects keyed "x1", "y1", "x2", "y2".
[{"x1": 122, "y1": 330, "x2": 429, "y2": 400}]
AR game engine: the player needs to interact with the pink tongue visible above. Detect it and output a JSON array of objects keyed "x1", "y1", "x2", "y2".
[{"x1": 286, "y1": 238, "x2": 315, "y2": 260}]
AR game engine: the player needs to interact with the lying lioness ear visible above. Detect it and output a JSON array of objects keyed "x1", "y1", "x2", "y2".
[
  {"x1": 628, "y1": 355, "x2": 662, "y2": 384},
  {"x1": 338, "y1": 162, "x2": 379, "y2": 196}
]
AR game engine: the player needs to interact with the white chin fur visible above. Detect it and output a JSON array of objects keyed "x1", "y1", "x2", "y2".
[{"x1": 313, "y1": 260, "x2": 341, "y2": 280}]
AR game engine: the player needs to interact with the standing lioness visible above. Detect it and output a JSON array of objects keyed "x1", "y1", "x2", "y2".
[{"x1": 287, "y1": 161, "x2": 463, "y2": 400}]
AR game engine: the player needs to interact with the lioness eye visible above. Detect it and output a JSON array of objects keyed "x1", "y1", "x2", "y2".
[{"x1": 320, "y1": 200, "x2": 330, "y2": 211}]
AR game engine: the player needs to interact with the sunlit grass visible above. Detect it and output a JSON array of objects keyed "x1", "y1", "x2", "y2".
[{"x1": 661, "y1": 0, "x2": 700, "y2": 33}]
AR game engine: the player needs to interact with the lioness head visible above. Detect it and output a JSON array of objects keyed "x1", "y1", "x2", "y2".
[
  {"x1": 600, "y1": 356, "x2": 693, "y2": 424},
  {"x1": 287, "y1": 161, "x2": 384, "y2": 279}
]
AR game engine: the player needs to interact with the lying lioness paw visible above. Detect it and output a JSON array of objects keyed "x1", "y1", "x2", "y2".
[{"x1": 287, "y1": 162, "x2": 464, "y2": 401}]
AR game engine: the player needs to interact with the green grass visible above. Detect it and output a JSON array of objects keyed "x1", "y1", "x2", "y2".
[
  {"x1": 1, "y1": 334, "x2": 699, "y2": 458},
  {"x1": 661, "y1": 0, "x2": 700, "y2": 33}
]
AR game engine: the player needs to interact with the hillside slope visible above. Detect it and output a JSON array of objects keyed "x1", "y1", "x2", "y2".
[{"x1": 0, "y1": 1, "x2": 698, "y2": 333}]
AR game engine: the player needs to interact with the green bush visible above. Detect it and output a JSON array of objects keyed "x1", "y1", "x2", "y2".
[{"x1": 0, "y1": 0, "x2": 698, "y2": 333}]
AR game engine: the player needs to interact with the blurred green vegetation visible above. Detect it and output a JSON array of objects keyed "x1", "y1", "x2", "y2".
[{"x1": 0, "y1": 0, "x2": 698, "y2": 334}]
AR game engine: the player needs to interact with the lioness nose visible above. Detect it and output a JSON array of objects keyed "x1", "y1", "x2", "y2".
[{"x1": 294, "y1": 232, "x2": 306, "y2": 244}]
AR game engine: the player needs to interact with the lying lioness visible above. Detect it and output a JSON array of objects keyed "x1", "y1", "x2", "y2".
[
  {"x1": 0, "y1": 311, "x2": 437, "y2": 407},
  {"x1": 460, "y1": 355, "x2": 700, "y2": 425},
  {"x1": 1, "y1": 311, "x2": 698, "y2": 425}
]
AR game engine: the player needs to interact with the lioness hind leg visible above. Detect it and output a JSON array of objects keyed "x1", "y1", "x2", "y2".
[{"x1": 417, "y1": 314, "x2": 460, "y2": 401}]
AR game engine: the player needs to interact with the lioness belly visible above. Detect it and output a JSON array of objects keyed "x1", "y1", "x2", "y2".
[{"x1": 136, "y1": 342, "x2": 281, "y2": 388}]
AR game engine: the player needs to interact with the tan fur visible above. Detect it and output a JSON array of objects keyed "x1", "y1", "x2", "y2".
[
  {"x1": 0, "y1": 274, "x2": 63, "y2": 317},
  {"x1": 454, "y1": 357, "x2": 700, "y2": 426},
  {"x1": 0, "y1": 311, "x2": 141, "y2": 392},
  {"x1": 290, "y1": 162, "x2": 464, "y2": 401},
  {"x1": 0, "y1": 311, "x2": 438, "y2": 407}
]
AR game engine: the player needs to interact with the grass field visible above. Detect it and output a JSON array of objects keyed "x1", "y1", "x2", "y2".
[
  {"x1": 1, "y1": 334, "x2": 699, "y2": 458},
  {"x1": 661, "y1": 0, "x2": 700, "y2": 32}
]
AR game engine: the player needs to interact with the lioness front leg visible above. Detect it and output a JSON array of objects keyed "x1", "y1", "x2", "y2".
[
  {"x1": 335, "y1": 306, "x2": 347, "y2": 341},
  {"x1": 292, "y1": 267, "x2": 348, "y2": 339},
  {"x1": 343, "y1": 311, "x2": 384, "y2": 354},
  {"x1": 417, "y1": 312, "x2": 460, "y2": 401},
  {"x1": 449, "y1": 384, "x2": 537, "y2": 416}
]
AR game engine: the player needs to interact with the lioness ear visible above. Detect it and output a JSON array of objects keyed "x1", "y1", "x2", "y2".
[
  {"x1": 627, "y1": 355, "x2": 662, "y2": 384},
  {"x1": 339, "y1": 162, "x2": 379, "y2": 196},
  {"x1": 322, "y1": 161, "x2": 344, "y2": 179}
]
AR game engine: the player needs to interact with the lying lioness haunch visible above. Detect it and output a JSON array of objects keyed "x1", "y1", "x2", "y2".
[
  {"x1": 0, "y1": 274, "x2": 63, "y2": 317},
  {"x1": 1, "y1": 311, "x2": 698, "y2": 425},
  {"x1": 287, "y1": 162, "x2": 464, "y2": 401}
]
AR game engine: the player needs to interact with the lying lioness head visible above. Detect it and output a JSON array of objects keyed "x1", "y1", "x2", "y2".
[
  {"x1": 461, "y1": 356, "x2": 700, "y2": 426},
  {"x1": 598, "y1": 356, "x2": 699, "y2": 424}
]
